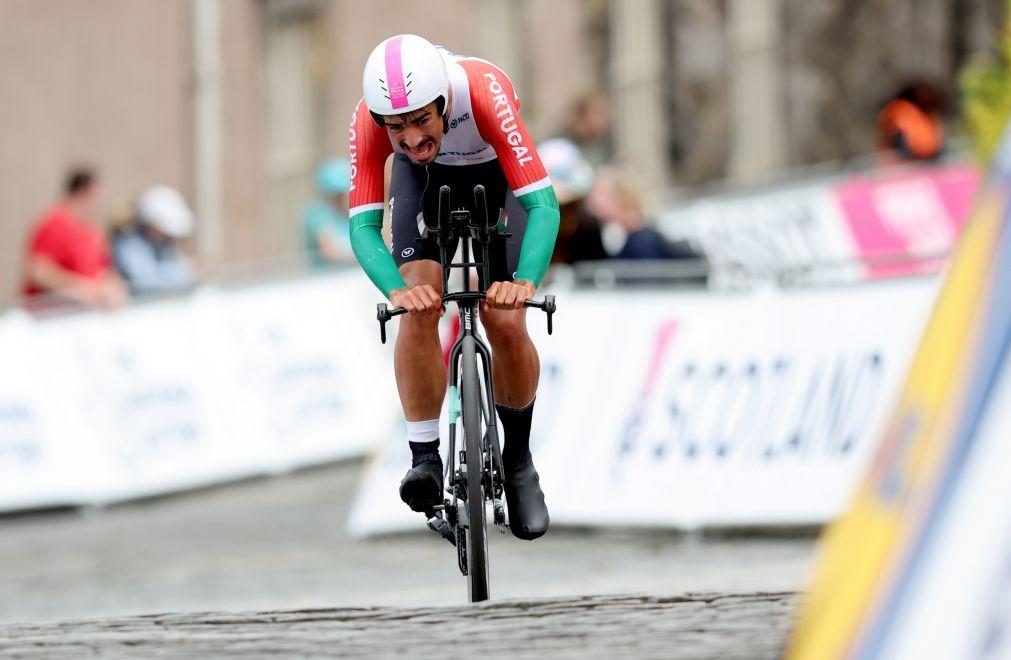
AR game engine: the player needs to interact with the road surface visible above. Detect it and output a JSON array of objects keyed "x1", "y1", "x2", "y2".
[{"x1": 0, "y1": 460, "x2": 814, "y2": 657}]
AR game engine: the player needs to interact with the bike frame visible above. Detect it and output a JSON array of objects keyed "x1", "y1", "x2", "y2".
[
  {"x1": 438, "y1": 195, "x2": 509, "y2": 549},
  {"x1": 375, "y1": 184, "x2": 554, "y2": 601}
]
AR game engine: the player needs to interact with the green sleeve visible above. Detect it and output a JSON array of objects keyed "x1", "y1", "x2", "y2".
[
  {"x1": 349, "y1": 209, "x2": 407, "y2": 298},
  {"x1": 513, "y1": 186, "x2": 560, "y2": 286}
]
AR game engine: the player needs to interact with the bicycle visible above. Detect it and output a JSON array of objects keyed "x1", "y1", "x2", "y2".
[{"x1": 375, "y1": 183, "x2": 556, "y2": 602}]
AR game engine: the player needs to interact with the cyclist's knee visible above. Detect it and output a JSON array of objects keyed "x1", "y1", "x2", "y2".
[
  {"x1": 481, "y1": 308, "x2": 528, "y2": 349},
  {"x1": 399, "y1": 311, "x2": 441, "y2": 336},
  {"x1": 400, "y1": 260, "x2": 443, "y2": 292},
  {"x1": 396, "y1": 260, "x2": 443, "y2": 335}
]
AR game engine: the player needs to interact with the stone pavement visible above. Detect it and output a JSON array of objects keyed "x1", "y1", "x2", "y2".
[
  {"x1": 0, "y1": 592, "x2": 797, "y2": 659},
  {"x1": 0, "y1": 461, "x2": 814, "y2": 623}
]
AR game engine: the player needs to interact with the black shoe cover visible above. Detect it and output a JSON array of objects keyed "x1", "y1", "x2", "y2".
[
  {"x1": 399, "y1": 459, "x2": 443, "y2": 513},
  {"x1": 504, "y1": 459, "x2": 550, "y2": 540}
]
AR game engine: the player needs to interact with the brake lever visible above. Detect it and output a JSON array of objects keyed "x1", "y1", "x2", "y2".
[
  {"x1": 377, "y1": 303, "x2": 407, "y2": 344},
  {"x1": 523, "y1": 295, "x2": 556, "y2": 335}
]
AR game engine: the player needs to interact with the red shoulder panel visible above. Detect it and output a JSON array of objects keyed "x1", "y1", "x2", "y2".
[
  {"x1": 348, "y1": 98, "x2": 393, "y2": 214},
  {"x1": 458, "y1": 60, "x2": 549, "y2": 194}
]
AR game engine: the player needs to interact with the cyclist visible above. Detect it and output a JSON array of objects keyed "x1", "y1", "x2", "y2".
[{"x1": 349, "y1": 35, "x2": 559, "y2": 540}]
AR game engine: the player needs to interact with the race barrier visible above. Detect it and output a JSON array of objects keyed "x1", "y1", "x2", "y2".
[
  {"x1": 659, "y1": 162, "x2": 980, "y2": 280},
  {"x1": 347, "y1": 275, "x2": 940, "y2": 537},
  {"x1": 1, "y1": 165, "x2": 974, "y2": 522},
  {"x1": 0, "y1": 271, "x2": 398, "y2": 512},
  {"x1": 787, "y1": 133, "x2": 1011, "y2": 659}
]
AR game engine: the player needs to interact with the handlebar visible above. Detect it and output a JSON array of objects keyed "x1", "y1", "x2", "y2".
[{"x1": 377, "y1": 293, "x2": 556, "y2": 344}]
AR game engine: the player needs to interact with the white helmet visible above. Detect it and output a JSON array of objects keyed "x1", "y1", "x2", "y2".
[{"x1": 362, "y1": 34, "x2": 450, "y2": 128}]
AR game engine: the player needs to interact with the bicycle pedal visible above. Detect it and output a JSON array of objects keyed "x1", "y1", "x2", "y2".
[
  {"x1": 493, "y1": 500, "x2": 507, "y2": 530},
  {"x1": 426, "y1": 512, "x2": 456, "y2": 547}
]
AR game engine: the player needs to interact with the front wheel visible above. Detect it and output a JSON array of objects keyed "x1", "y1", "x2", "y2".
[{"x1": 460, "y1": 335, "x2": 489, "y2": 602}]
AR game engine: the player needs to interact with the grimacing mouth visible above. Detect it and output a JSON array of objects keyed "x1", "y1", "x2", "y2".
[{"x1": 405, "y1": 139, "x2": 437, "y2": 160}]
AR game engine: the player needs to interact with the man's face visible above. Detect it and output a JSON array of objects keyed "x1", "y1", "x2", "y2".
[
  {"x1": 77, "y1": 182, "x2": 106, "y2": 218},
  {"x1": 384, "y1": 102, "x2": 443, "y2": 165}
]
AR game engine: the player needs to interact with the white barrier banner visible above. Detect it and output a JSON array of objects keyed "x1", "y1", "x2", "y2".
[
  {"x1": 348, "y1": 277, "x2": 939, "y2": 536},
  {"x1": 0, "y1": 270, "x2": 399, "y2": 512},
  {"x1": 212, "y1": 276, "x2": 396, "y2": 471},
  {"x1": 659, "y1": 183, "x2": 856, "y2": 276},
  {"x1": 35, "y1": 297, "x2": 271, "y2": 502},
  {"x1": 0, "y1": 313, "x2": 98, "y2": 509}
]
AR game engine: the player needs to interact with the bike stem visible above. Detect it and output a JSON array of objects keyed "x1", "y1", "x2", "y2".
[
  {"x1": 376, "y1": 183, "x2": 555, "y2": 344},
  {"x1": 377, "y1": 293, "x2": 555, "y2": 344}
]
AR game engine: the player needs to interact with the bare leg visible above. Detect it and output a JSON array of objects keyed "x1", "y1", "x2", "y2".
[
  {"x1": 479, "y1": 306, "x2": 539, "y2": 408},
  {"x1": 395, "y1": 260, "x2": 446, "y2": 421},
  {"x1": 480, "y1": 304, "x2": 549, "y2": 540}
]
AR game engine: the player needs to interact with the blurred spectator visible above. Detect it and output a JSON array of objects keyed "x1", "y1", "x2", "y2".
[
  {"x1": 560, "y1": 90, "x2": 613, "y2": 167},
  {"x1": 586, "y1": 166, "x2": 678, "y2": 260},
  {"x1": 876, "y1": 80, "x2": 946, "y2": 162},
  {"x1": 536, "y1": 138, "x2": 608, "y2": 265},
  {"x1": 302, "y1": 158, "x2": 353, "y2": 269},
  {"x1": 112, "y1": 185, "x2": 199, "y2": 296},
  {"x1": 22, "y1": 167, "x2": 127, "y2": 309}
]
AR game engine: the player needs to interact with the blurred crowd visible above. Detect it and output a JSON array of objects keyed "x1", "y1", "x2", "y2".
[
  {"x1": 21, "y1": 168, "x2": 200, "y2": 311},
  {"x1": 21, "y1": 81, "x2": 945, "y2": 311}
]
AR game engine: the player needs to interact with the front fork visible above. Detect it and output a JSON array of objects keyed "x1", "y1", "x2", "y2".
[
  {"x1": 473, "y1": 339, "x2": 507, "y2": 528},
  {"x1": 441, "y1": 307, "x2": 509, "y2": 551}
]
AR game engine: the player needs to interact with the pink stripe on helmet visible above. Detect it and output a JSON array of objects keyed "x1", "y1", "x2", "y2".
[{"x1": 384, "y1": 36, "x2": 409, "y2": 109}]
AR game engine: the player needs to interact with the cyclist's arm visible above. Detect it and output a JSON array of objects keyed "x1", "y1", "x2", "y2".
[
  {"x1": 347, "y1": 99, "x2": 405, "y2": 298},
  {"x1": 461, "y1": 61, "x2": 560, "y2": 287},
  {"x1": 511, "y1": 187, "x2": 559, "y2": 286}
]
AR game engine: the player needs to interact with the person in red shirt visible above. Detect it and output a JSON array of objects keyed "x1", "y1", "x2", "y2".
[{"x1": 22, "y1": 168, "x2": 127, "y2": 309}]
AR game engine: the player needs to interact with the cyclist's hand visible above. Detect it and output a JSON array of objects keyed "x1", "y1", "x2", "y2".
[
  {"x1": 390, "y1": 285, "x2": 442, "y2": 316},
  {"x1": 484, "y1": 280, "x2": 535, "y2": 310}
]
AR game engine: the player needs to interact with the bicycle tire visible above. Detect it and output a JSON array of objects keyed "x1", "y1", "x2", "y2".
[{"x1": 460, "y1": 334, "x2": 490, "y2": 602}]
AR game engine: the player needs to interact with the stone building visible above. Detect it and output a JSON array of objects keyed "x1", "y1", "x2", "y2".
[{"x1": 0, "y1": 0, "x2": 1003, "y2": 302}]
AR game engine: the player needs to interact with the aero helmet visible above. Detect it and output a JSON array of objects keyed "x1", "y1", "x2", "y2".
[{"x1": 362, "y1": 34, "x2": 450, "y2": 128}]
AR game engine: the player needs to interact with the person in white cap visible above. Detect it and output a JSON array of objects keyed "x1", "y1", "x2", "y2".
[
  {"x1": 112, "y1": 185, "x2": 198, "y2": 296},
  {"x1": 536, "y1": 138, "x2": 607, "y2": 265}
]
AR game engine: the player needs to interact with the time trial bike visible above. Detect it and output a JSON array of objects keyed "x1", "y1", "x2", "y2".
[{"x1": 375, "y1": 183, "x2": 555, "y2": 602}]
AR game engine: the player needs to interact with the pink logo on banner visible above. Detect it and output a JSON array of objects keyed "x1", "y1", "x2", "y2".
[
  {"x1": 834, "y1": 164, "x2": 981, "y2": 278},
  {"x1": 616, "y1": 320, "x2": 679, "y2": 471},
  {"x1": 642, "y1": 321, "x2": 680, "y2": 398}
]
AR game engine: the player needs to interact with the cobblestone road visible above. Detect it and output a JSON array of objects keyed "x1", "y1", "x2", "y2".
[
  {"x1": 0, "y1": 460, "x2": 813, "y2": 657},
  {"x1": 0, "y1": 592, "x2": 797, "y2": 659}
]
